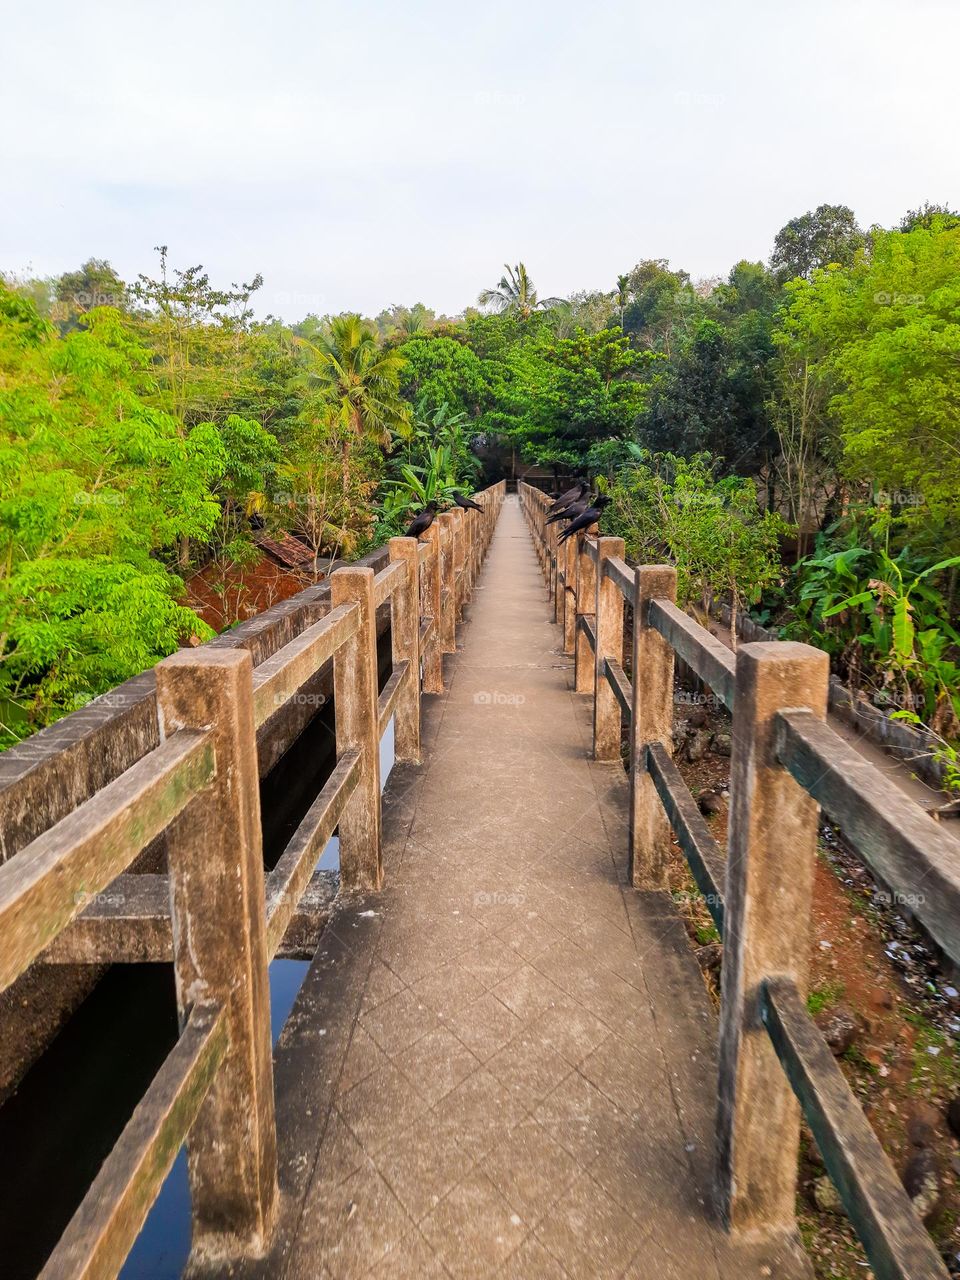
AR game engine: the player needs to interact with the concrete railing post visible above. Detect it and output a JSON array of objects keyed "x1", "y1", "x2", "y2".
[
  {"x1": 452, "y1": 508, "x2": 466, "y2": 620},
  {"x1": 552, "y1": 520, "x2": 563, "y2": 622},
  {"x1": 629, "y1": 566, "x2": 678, "y2": 889},
  {"x1": 593, "y1": 537, "x2": 626, "y2": 761},
  {"x1": 563, "y1": 535, "x2": 578, "y2": 656},
  {"x1": 717, "y1": 641, "x2": 830, "y2": 1235},
  {"x1": 437, "y1": 511, "x2": 457, "y2": 654},
  {"x1": 331, "y1": 567, "x2": 383, "y2": 891},
  {"x1": 155, "y1": 648, "x2": 278, "y2": 1258},
  {"x1": 421, "y1": 525, "x2": 443, "y2": 694},
  {"x1": 574, "y1": 538, "x2": 597, "y2": 694},
  {"x1": 388, "y1": 537, "x2": 421, "y2": 764}
]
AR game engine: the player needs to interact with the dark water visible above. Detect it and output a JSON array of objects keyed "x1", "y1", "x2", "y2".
[{"x1": 0, "y1": 637, "x2": 395, "y2": 1279}]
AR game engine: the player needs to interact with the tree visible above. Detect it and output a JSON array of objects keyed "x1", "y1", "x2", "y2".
[
  {"x1": 299, "y1": 313, "x2": 409, "y2": 447},
  {"x1": 54, "y1": 258, "x2": 128, "y2": 333},
  {"x1": 770, "y1": 203, "x2": 866, "y2": 281},
  {"x1": 478, "y1": 263, "x2": 562, "y2": 319},
  {"x1": 0, "y1": 287, "x2": 222, "y2": 740},
  {"x1": 899, "y1": 202, "x2": 960, "y2": 233},
  {"x1": 622, "y1": 260, "x2": 697, "y2": 354},
  {"x1": 615, "y1": 274, "x2": 630, "y2": 328},
  {"x1": 395, "y1": 334, "x2": 491, "y2": 420}
]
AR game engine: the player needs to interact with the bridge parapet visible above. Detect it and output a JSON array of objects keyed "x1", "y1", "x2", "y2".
[
  {"x1": 520, "y1": 480, "x2": 953, "y2": 1280},
  {"x1": 0, "y1": 482, "x2": 505, "y2": 1279}
]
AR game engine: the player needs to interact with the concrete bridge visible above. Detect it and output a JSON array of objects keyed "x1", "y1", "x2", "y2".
[{"x1": 1, "y1": 486, "x2": 956, "y2": 1279}]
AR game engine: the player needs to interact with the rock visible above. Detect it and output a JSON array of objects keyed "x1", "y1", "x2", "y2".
[
  {"x1": 815, "y1": 1005, "x2": 861, "y2": 1056},
  {"x1": 697, "y1": 789, "x2": 724, "y2": 817},
  {"x1": 710, "y1": 732, "x2": 732, "y2": 757},
  {"x1": 946, "y1": 1096, "x2": 960, "y2": 1140},
  {"x1": 695, "y1": 943, "x2": 722, "y2": 977},
  {"x1": 902, "y1": 1149, "x2": 945, "y2": 1225},
  {"x1": 812, "y1": 1175, "x2": 843, "y2": 1215},
  {"x1": 685, "y1": 729, "x2": 711, "y2": 763},
  {"x1": 906, "y1": 1102, "x2": 941, "y2": 1149}
]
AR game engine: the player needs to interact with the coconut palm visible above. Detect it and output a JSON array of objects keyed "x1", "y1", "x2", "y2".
[
  {"x1": 299, "y1": 313, "x2": 409, "y2": 446},
  {"x1": 615, "y1": 274, "x2": 631, "y2": 328},
  {"x1": 478, "y1": 263, "x2": 562, "y2": 319}
]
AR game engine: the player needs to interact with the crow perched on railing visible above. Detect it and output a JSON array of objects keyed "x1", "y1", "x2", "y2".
[
  {"x1": 547, "y1": 479, "x2": 588, "y2": 516},
  {"x1": 546, "y1": 499, "x2": 587, "y2": 526},
  {"x1": 405, "y1": 500, "x2": 439, "y2": 538},
  {"x1": 453, "y1": 493, "x2": 484, "y2": 513},
  {"x1": 557, "y1": 494, "x2": 611, "y2": 543}
]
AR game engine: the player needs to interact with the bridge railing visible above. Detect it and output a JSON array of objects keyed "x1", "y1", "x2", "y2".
[
  {"x1": 520, "y1": 481, "x2": 952, "y2": 1280},
  {"x1": 0, "y1": 481, "x2": 504, "y2": 1280}
]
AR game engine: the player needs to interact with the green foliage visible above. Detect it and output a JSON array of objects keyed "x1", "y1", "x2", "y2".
[
  {"x1": 787, "y1": 540, "x2": 960, "y2": 730},
  {"x1": 0, "y1": 287, "x2": 219, "y2": 740},
  {"x1": 607, "y1": 451, "x2": 790, "y2": 618},
  {"x1": 770, "y1": 203, "x2": 867, "y2": 281},
  {"x1": 396, "y1": 335, "x2": 491, "y2": 420}
]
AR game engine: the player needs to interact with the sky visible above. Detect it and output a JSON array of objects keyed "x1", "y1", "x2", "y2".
[{"x1": 2, "y1": 0, "x2": 957, "y2": 322}]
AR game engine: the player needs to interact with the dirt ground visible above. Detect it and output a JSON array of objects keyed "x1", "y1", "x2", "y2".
[
  {"x1": 665, "y1": 694, "x2": 960, "y2": 1278},
  {"x1": 184, "y1": 555, "x2": 315, "y2": 632}
]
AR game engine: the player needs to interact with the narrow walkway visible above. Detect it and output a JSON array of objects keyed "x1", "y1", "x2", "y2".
[{"x1": 238, "y1": 497, "x2": 810, "y2": 1280}]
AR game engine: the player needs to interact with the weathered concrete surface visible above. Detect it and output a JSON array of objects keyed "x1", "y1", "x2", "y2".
[{"x1": 229, "y1": 497, "x2": 811, "y2": 1280}]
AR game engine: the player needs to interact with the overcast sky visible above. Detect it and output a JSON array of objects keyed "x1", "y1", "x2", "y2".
[{"x1": 2, "y1": 0, "x2": 956, "y2": 321}]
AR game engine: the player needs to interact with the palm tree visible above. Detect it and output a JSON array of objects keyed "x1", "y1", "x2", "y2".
[
  {"x1": 615, "y1": 274, "x2": 631, "y2": 329},
  {"x1": 478, "y1": 263, "x2": 562, "y2": 319},
  {"x1": 300, "y1": 313, "x2": 409, "y2": 447}
]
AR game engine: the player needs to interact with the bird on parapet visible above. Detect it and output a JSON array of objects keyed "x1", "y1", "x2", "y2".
[
  {"x1": 453, "y1": 492, "x2": 484, "y2": 513},
  {"x1": 405, "y1": 501, "x2": 439, "y2": 539},
  {"x1": 557, "y1": 494, "x2": 612, "y2": 543},
  {"x1": 546, "y1": 498, "x2": 589, "y2": 526},
  {"x1": 547, "y1": 479, "x2": 588, "y2": 516}
]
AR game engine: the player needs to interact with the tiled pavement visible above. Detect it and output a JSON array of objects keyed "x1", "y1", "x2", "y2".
[{"x1": 233, "y1": 496, "x2": 810, "y2": 1280}]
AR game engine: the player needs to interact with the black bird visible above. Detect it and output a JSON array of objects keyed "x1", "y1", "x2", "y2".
[
  {"x1": 546, "y1": 498, "x2": 587, "y2": 526},
  {"x1": 405, "y1": 500, "x2": 439, "y2": 539},
  {"x1": 453, "y1": 492, "x2": 484, "y2": 514},
  {"x1": 547, "y1": 479, "x2": 588, "y2": 516},
  {"x1": 557, "y1": 494, "x2": 611, "y2": 543}
]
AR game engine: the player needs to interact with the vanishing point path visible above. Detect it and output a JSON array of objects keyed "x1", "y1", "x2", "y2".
[{"x1": 240, "y1": 497, "x2": 809, "y2": 1279}]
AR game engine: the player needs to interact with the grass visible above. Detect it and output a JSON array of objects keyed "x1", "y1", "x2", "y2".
[
  {"x1": 904, "y1": 1010, "x2": 960, "y2": 1094},
  {"x1": 807, "y1": 980, "x2": 845, "y2": 1017}
]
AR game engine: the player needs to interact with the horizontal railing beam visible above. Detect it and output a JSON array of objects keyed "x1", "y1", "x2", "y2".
[
  {"x1": 648, "y1": 598, "x2": 736, "y2": 711},
  {"x1": 0, "y1": 729, "x2": 214, "y2": 993},
  {"x1": 251, "y1": 602, "x2": 359, "y2": 728},
  {"x1": 603, "y1": 657, "x2": 633, "y2": 722},
  {"x1": 577, "y1": 614, "x2": 596, "y2": 652},
  {"x1": 39, "y1": 1000, "x2": 228, "y2": 1280},
  {"x1": 45, "y1": 866, "x2": 341, "y2": 966},
  {"x1": 377, "y1": 661, "x2": 409, "y2": 738},
  {"x1": 776, "y1": 708, "x2": 960, "y2": 966},
  {"x1": 602, "y1": 555, "x2": 635, "y2": 603},
  {"x1": 646, "y1": 742, "x2": 725, "y2": 932},
  {"x1": 761, "y1": 977, "x2": 949, "y2": 1280},
  {"x1": 372, "y1": 559, "x2": 405, "y2": 608},
  {"x1": 265, "y1": 748, "x2": 361, "y2": 956}
]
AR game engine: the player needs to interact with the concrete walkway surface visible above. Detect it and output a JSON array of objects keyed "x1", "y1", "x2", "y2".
[{"x1": 227, "y1": 496, "x2": 811, "y2": 1280}]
